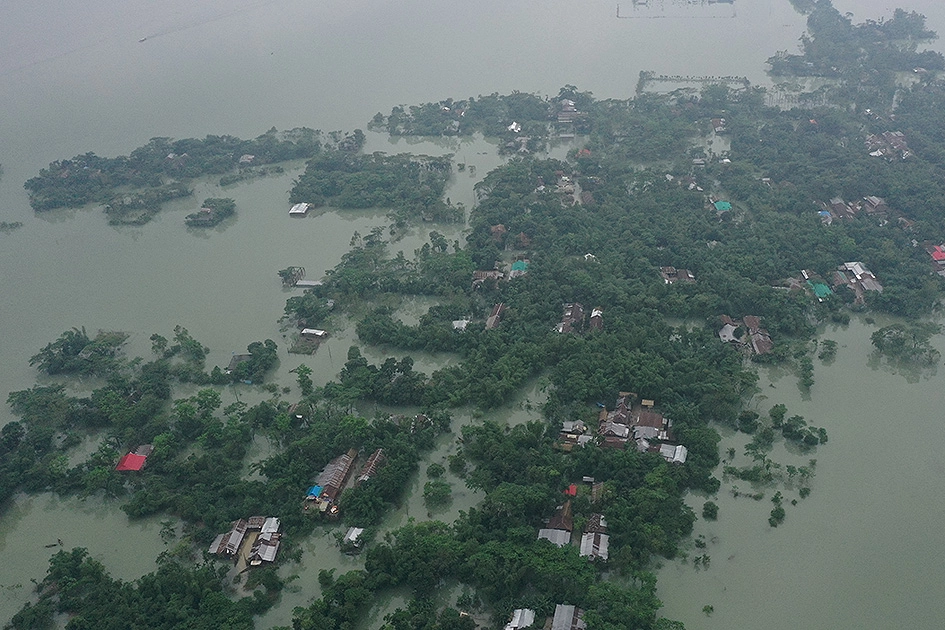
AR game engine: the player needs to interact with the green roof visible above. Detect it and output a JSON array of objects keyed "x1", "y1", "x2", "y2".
[
  {"x1": 808, "y1": 280, "x2": 832, "y2": 299},
  {"x1": 511, "y1": 260, "x2": 529, "y2": 271},
  {"x1": 714, "y1": 201, "x2": 732, "y2": 212}
]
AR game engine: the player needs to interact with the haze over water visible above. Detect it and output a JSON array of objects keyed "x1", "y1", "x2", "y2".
[{"x1": 2, "y1": 1, "x2": 945, "y2": 628}]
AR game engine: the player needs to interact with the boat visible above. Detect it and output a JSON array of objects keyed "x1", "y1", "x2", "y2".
[{"x1": 139, "y1": 37, "x2": 147, "y2": 43}]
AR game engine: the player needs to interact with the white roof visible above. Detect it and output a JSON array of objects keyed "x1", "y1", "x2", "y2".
[
  {"x1": 505, "y1": 609, "x2": 536, "y2": 630},
  {"x1": 551, "y1": 605, "x2": 586, "y2": 630},
  {"x1": 452, "y1": 319, "x2": 470, "y2": 331},
  {"x1": 719, "y1": 323, "x2": 739, "y2": 343},
  {"x1": 538, "y1": 528, "x2": 571, "y2": 547},
  {"x1": 289, "y1": 202, "x2": 311, "y2": 215},
  {"x1": 300, "y1": 328, "x2": 328, "y2": 337},
  {"x1": 261, "y1": 517, "x2": 280, "y2": 534},
  {"x1": 252, "y1": 532, "x2": 280, "y2": 562},
  {"x1": 295, "y1": 279, "x2": 323, "y2": 287},
  {"x1": 580, "y1": 532, "x2": 610, "y2": 560},
  {"x1": 659, "y1": 444, "x2": 688, "y2": 464},
  {"x1": 343, "y1": 527, "x2": 365, "y2": 544},
  {"x1": 208, "y1": 533, "x2": 226, "y2": 554}
]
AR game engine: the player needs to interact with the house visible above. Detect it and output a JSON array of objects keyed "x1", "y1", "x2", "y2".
[
  {"x1": 538, "y1": 528, "x2": 572, "y2": 547},
  {"x1": 866, "y1": 131, "x2": 913, "y2": 160},
  {"x1": 550, "y1": 604, "x2": 587, "y2": 630},
  {"x1": 452, "y1": 319, "x2": 470, "y2": 331},
  {"x1": 555, "y1": 303, "x2": 585, "y2": 334},
  {"x1": 209, "y1": 516, "x2": 281, "y2": 563},
  {"x1": 659, "y1": 443, "x2": 689, "y2": 464},
  {"x1": 226, "y1": 354, "x2": 252, "y2": 374},
  {"x1": 743, "y1": 316, "x2": 773, "y2": 355},
  {"x1": 836, "y1": 262, "x2": 883, "y2": 299},
  {"x1": 490, "y1": 224, "x2": 509, "y2": 242},
  {"x1": 300, "y1": 328, "x2": 328, "y2": 339},
  {"x1": 248, "y1": 517, "x2": 282, "y2": 565},
  {"x1": 711, "y1": 118, "x2": 726, "y2": 133},
  {"x1": 307, "y1": 449, "x2": 358, "y2": 512},
  {"x1": 343, "y1": 527, "x2": 365, "y2": 548},
  {"x1": 580, "y1": 532, "x2": 610, "y2": 561},
  {"x1": 238, "y1": 154, "x2": 255, "y2": 164},
  {"x1": 509, "y1": 259, "x2": 530, "y2": 278},
  {"x1": 660, "y1": 266, "x2": 695, "y2": 284},
  {"x1": 539, "y1": 502, "x2": 573, "y2": 546},
  {"x1": 718, "y1": 315, "x2": 772, "y2": 355},
  {"x1": 504, "y1": 608, "x2": 536, "y2": 630},
  {"x1": 584, "y1": 513, "x2": 607, "y2": 534},
  {"x1": 862, "y1": 196, "x2": 889, "y2": 216},
  {"x1": 558, "y1": 420, "x2": 593, "y2": 451},
  {"x1": 713, "y1": 200, "x2": 732, "y2": 212},
  {"x1": 472, "y1": 269, "x2": 505, "y2": 289},
  {"x1": 115, "y1": 444, "x2": 152, "y2": 471},
  {"x1": 289, "y1": 202, "x2": 312, "y2": 216},
  {"x1": 208, "y1": 519, "x2": 248, "y2": 557},
  {"x1": 589, "y1": 308, "x2": 603, "y2": 332},
  {"x1": 547, "y1": 501, "x2": 573, "y2": 532},
  {"x1": 485, "y1": 303, "x2": 506, "y2": 330},
  {"x1": 357, "y1": 448, "x2": 386, "y2": 484}
]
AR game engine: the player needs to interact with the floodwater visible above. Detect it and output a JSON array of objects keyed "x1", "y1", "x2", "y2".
[
  {"x1": 3, "y1": 0, "x2": 945, "y2": 627},
  {"x1": 657, "y1": 317, "x2": 945, "y2": 629}
]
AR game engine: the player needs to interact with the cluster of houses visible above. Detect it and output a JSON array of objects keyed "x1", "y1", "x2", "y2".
[
  {"x1": 505, "y1": 605, "x2": 585, "y2": 630},
  {"x1": 834, "y1": 261, "x2": 883, "y2": 301},
  {"x1": 817, "y1": 195, "x2": 890, "y2": 223},
  {"x1": 718, "y1": 315, "x2": 773, "y2": 356},
  {"x1": 659, "y1": 266, "x2": 695, "y2": 284},
  {"x1": 209, "y1": 516, "x2": 282, "y2": 566},
  {"x1": 555, "y1": 98, "x2": 586, "y2": 139},
  {"x1": 557, "y1": 394, "x2": 688, "y2": 464},
  {"x1": 472, "y1": 259, "x2": 530, "y2": 289},
  {"x1": 784, "y1": 269, "x2": 834, "y2": 303},
  {"x1": 537, "y1": 497, "x2": 611, "y2": 562},
  {"x1": 553, "y1": 303, "x2": 603, "y2": 334},
  {"x1": 503, "y1": 122, "x2": 534, "y2": 155},
  {"x1": 866, "y1": 131, "x2": 913, "y2": 160},
  {"x1": 304, "y1": 447, "x2": 386, "y2": 514}
]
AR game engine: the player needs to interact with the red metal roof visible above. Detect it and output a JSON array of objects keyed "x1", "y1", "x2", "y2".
[
  {"x1": 116, "y1": 453, "x2": 147, "y2": 471},
  {"x1": 931, "y1": 247, "x2": 945, "y2": 261},
  {"x1": 565, "y1": 484, "x2": 578, "y2": 496}
]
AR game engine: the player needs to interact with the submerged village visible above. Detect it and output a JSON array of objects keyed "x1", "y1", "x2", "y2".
[{"x1": 6, "y1": 2, "x2": 945, "y2": 629}]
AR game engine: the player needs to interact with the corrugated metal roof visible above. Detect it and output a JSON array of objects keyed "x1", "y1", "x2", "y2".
[
  {"x1": 505, "y1": 609, "x2": 536, "y2": 630},
  {"x1": 551, "y1": 604, "x2": 586, "y2": 630},
  {"x1": 538, "y1": 529, "x2": 571, "y2": 547},
  {"x1": 580, "y1": 532, "x2": 610, "y2": 560}
]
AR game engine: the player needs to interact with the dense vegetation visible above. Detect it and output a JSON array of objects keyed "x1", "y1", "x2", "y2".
[
  {"x1": 770, "y1": 1, "x2": 943, "y2": 107},
  {"x1": 185, "y1": 197, "x2": 236, "y2": 227},
  {"x1": 24, "y1": 127, "x2": 329, "y2": 223},
  {"x1": 8, "y1": 2, "x2": 945, "y2": 628},
  {"x1": 289, "y1": 152, "x2": 461, "y2": 228},
  {"x1": 7, "y1": 549, "x2": 263, "y2": 630}
]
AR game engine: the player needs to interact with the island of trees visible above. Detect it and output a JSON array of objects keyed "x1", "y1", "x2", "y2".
[{"x1": 7, "y1": 1, "x2": 945, "y2": 628}]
